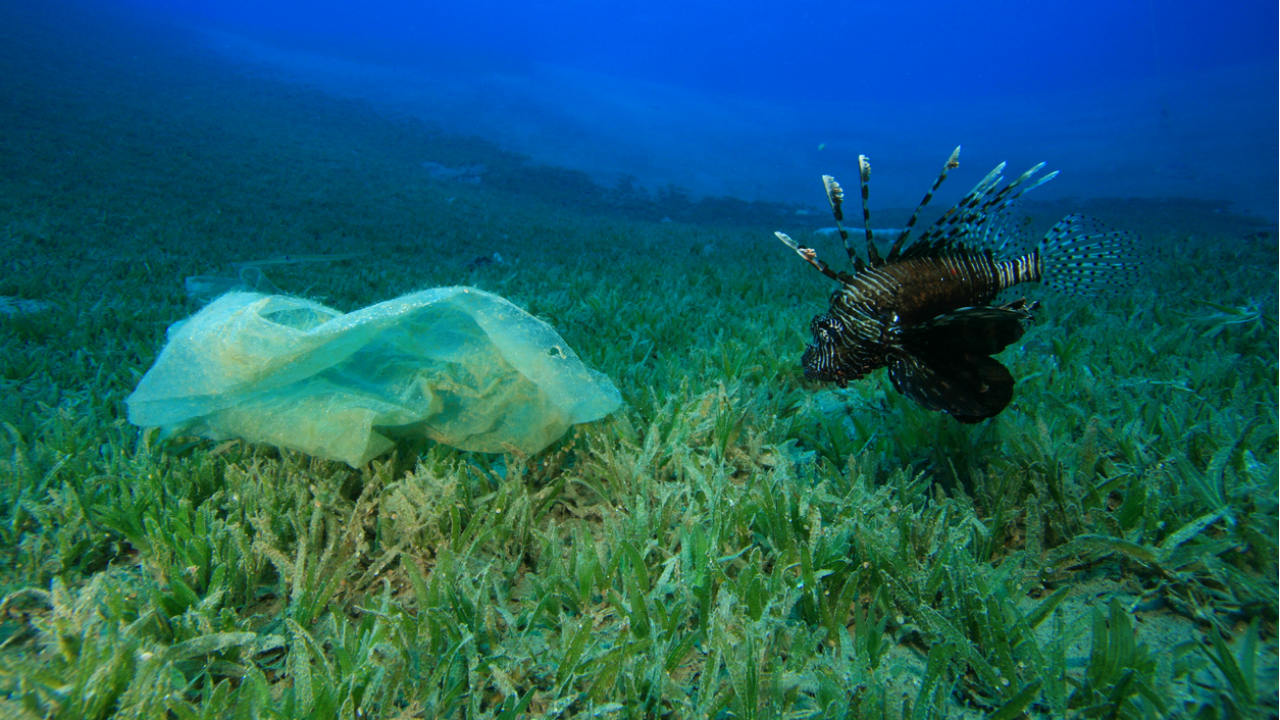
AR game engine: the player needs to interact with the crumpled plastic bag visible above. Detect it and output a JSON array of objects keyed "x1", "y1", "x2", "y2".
[{"x1": 126, "y1": 287, "x2": 622, "y2": 465}]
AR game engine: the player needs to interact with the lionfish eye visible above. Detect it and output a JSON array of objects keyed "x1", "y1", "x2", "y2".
[{"x1": 811, "y1": 316, "x2": 844, "y2": 340}]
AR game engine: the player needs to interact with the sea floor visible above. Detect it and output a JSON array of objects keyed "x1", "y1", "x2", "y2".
[{"x1": 0, "y1": 4, "x2": 1277, "y2": 719}]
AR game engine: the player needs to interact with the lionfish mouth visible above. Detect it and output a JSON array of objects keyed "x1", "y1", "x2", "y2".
[{"x1": 801, "y1": 344, "x2": 841, "y2": 383}]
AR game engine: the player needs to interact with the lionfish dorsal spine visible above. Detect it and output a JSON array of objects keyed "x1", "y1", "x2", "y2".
[
  {"x1": 822, "y1": 174, "x2": 862, "y2": 269},
  {"x1": 774, "y1": 231, "x2": 849, "y2": 283},
  {"x1": 982, "y1": 163, "x2": 1055, "y2": 217},
  {"x1": 822, "y1": 174, "x2": 843, "y2": 221},
  {"x1": 889, "y1": 145, "x2": 961, "y2": 262},
  {"x1": 856, "y1": 155, "x2": 882, "y2": 266},
  {"x1": 916, "y1": 161, "x2": 1009, "y2": 249}
]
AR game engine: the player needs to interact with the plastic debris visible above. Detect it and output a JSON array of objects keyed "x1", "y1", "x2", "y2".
[{"x1": 126, "y1": 287, "x2": 622, "y2": 465}]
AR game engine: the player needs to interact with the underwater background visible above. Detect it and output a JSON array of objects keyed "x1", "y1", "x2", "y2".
[{"x1": 0, "y1": 0, "x2": 1276, "y2": 717}]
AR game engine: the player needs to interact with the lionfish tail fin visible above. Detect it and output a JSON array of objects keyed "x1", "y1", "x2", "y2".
[{"x1": 1038, "y1": 214, "x2": 1139, "y2": 294}]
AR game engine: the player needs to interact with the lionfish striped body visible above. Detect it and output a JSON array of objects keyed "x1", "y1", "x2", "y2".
[{"x1": 776, "y1": 147, "x2": 1135, "y2": 422}]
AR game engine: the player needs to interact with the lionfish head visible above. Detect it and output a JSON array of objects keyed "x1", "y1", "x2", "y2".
[{"x1": 801, "y1": 313, "x2": 874, "y2": 386}]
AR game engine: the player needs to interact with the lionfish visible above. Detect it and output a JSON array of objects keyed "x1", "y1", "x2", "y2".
[{"x1": 775, "y1": 146, "x2": 1135, "y2": 422}]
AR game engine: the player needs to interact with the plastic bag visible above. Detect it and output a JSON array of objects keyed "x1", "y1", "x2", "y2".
[{"x1": 126, "y1": 287, "x2": 622, "y2": 465}]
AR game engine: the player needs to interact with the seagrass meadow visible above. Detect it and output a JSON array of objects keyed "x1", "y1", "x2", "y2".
[{"x1": 1, "y1": 9, "x2": 1278, "y2": 720}]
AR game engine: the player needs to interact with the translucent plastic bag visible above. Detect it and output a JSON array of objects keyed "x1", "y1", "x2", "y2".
[{"x1": 126, "y1": 288, "x2": 622, "y2": 465}]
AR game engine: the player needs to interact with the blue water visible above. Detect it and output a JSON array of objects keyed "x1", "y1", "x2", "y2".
[{"x1": 106, "y1": 0, "x2": 1278, "y2": 219}]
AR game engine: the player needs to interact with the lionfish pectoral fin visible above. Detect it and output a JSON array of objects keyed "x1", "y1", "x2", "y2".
[
  {"x1": 900, "y1": 304, "x2": 1034, "y2": 357},
  {"x1": 887, "y1": 353, "x2": 1015, "y2": 423}
]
